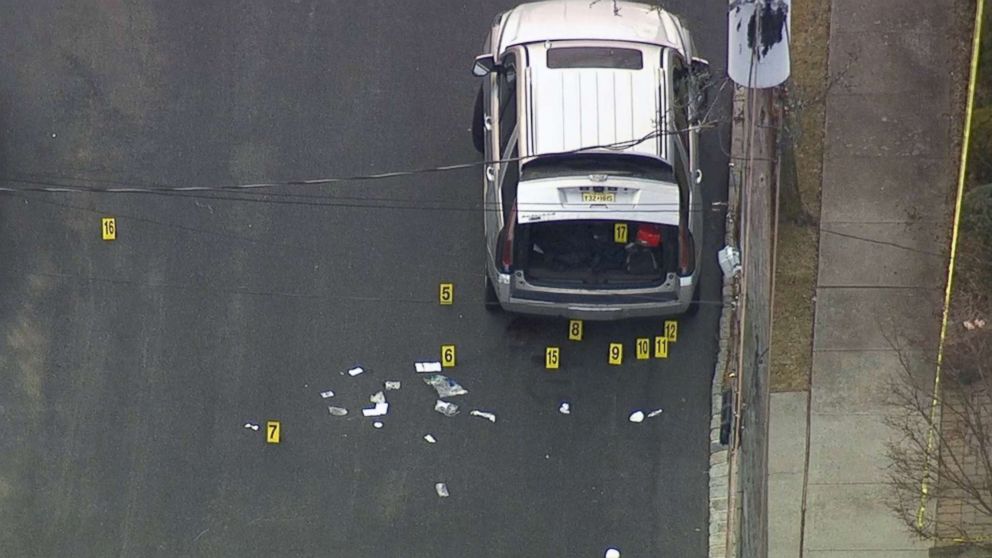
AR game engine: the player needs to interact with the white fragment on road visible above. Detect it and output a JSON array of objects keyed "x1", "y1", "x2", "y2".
[
  {"x1": 243, "y1": 423, "x2": 260, "y2": 431},
  {"x1": 647, "y1": 409, "x2": 664, "y2": 418},
  {"x1": 373, "y1": 421, "x2": 383, "y2": 429},
  {"x1": 415, "y1": 361, "x2": 442, "y2": 373},
  {"x1": 435, "y1": 483, "x2": 449, "y2": 497},
  {"x1": 327, "y1": 406, "x2": 348, "y2": 416},
  {"x1": 347, "y1": 366, "x2": 365, "y2": 376},
  {"x1": 434, "y1": 400, "x2": 459, "y2": 417},
  {"x1": 423, "y1": 374, "x2": 468, "y2": 398},
  {"x1": 629, "y1": 411, "x2": 645, "y2": 423},
  {"x1": 559, "y1": 402, "x2": 571, "y2": 415},
  {"x1": 369, "y1": 391, "x2": 386, "y2": 404},
  {"x1": 424, "y1": 434, "x2": 437, "y2": 444},
  {"x1": 320, "y1": 390, "x2": 335, "y2": 399},
  {"x1": 362, "y1": 402, "x2": 389, "y2": 417},
  {"x1": 605, "y1": 548, "x2": 621, "y2": 558},
  {"x1": 470, "y1": 410, "x2": 497, "y2": 423},
  {"x1": 384, "y1": 381, "x2": 401, "y2": 391}
]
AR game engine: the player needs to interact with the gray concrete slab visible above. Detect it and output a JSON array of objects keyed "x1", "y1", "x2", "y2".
[
  {"x1": 828, "y1": 31, "x2": 947, "y2": 97},
  {"x1": 804, "y1": 483, "x2": 931, "y2": 553},
  {"x1": 820, "y1": 155, "x2": 954, "y2": 223},
  {"x1": 812, "y1": 288, "x2": 944, "y2": 352},
  {"x1": 769, "y1": 472, "x2": 804, "y2": 558},
  {"x1": 817, "y1": 222, "x2": 948, "y2": 288},
  {"x1": 831, "y1": 0, "x2": 954, "y2": 33},
  {"x1": 806, "y1": 551, "x2": 930, "y2": 557},
  {"x1": 807, "y1": 413, "x2": 896, "y2": 484},
  {"x1": 811, "y1": 350, "x2": 935, "y2": 414},
  {"x1": 824, "y1": 93, "x2": 953, "y2": 160},
  {"x1": 770, "y1": 392, "x2": 809, "y2": 474}
]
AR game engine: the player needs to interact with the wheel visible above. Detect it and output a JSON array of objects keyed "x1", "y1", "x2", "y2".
[
  {"x1": 683, "y1": 282, "x2": 701, "y2": 317},
  {"x1": 484, "y1": 273, "x2": 501, "y2": 312},
  {"x1": 472, "y1": 85, "x2": 485, "y2": 154}
]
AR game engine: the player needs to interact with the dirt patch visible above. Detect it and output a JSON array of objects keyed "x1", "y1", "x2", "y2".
[{"x1": 769, "y1": 0, "x2": 831, "y2": 392}]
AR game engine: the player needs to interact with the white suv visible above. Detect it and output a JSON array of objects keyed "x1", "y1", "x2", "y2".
[{"x1": 472, "y1": 0, "x2": 709, "y2": 320}]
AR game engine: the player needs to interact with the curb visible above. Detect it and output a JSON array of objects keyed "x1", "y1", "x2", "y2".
[{"x1": 708, "y1": 86, "x2": 745, "y2": 558}]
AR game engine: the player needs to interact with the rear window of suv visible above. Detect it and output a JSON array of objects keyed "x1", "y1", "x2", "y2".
[{"x1": 546, "y1": 47, "x2": 643, "y2": 70}]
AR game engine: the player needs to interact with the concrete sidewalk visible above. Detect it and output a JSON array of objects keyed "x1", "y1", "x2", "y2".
[{"x1": 769, "y1": 0, "x2": 972, "y2": 556}]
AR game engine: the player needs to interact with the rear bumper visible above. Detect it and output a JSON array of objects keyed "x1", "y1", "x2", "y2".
[{"x1": 489, "y1": 270, "x2": 695, "y2": 320}]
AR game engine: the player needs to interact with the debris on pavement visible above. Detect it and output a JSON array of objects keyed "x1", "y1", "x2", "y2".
[
  {"x1": 647, "y1": 408, "x2": 664, "y2": 418},
  {"x1": 423, "y1": 374, "x2": 468, "y2": 398},
  {"x1": 605, "y1": 549, "x2": 621, "y2": 558},
  {"x1": 362, "y1": 402, "x2": 389, "y2": 417},
  {"x1": 369, "y1": 391, "x2": 386, "y2": 404},
  {"x1": 559, "y1": 402, "x2": 571, "y2": 415},
  {"x1": 373, "y1": 421, "x2": 383, "y2": 429},
  {"x1": 243, "y1": 423, "x2": 260, "y2": 431},
  {"x1": 319, "y1": 390, "x2": 335, "y2": 399},
  {"x1": 470, "y1": 410, "x2": 496, "y2": 423},
  {"x1": 435, "y1": 483, "x2": 449, "y2": 497},
  {"x1": 384, "y1": 381, "x2": 401, "y2": 391},
  {"x1": 415, "y1": 361, "x2": 442, "y2": 373},
  {"x1": 718, "y1": 245, "x2": 741, "y2": 277},
  {"x1": 628, "y1": 411, "x2": 645, "y2": 423},
  {"x1": 347, "y1": 366, "x2": 365, "y2": 377},
  {"x1": 434, "y1": 400, "x2": 460, "y2": 417},
  {"x1": 424, "y1": 434, "x2": 437, "y2": 444},
  {"x1": 327, "y1": 406, "x2": 348, "y2": 416}
]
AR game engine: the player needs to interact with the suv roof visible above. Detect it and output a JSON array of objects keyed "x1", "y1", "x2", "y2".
[
  {"x1": 498, "y1": 0, "x2": 684, "y2": 55},
  {"x1": 522, "y1": 41, "x2": 670, "y2": 162}
]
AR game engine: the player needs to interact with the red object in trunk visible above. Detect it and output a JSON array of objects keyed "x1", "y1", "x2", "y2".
[{"x1": 635, "y1": 224, "x2": 662, "y2": 247}]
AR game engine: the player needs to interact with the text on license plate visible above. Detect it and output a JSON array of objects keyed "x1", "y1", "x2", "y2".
[{"x1": 582, "y1": 192, "x2": 615, "y2": 203}]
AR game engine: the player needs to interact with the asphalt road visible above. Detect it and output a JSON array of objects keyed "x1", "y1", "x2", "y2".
[{"x1": 0, "y1": 2, "x2": 729, "y2": 556}]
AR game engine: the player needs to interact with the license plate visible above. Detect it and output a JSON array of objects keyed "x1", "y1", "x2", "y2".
[{"x1": 582, "y1": 192, "x2": 615, "y2": 203}]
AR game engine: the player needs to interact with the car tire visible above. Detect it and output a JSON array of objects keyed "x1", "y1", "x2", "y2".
[
  {"x1": 683, "y1": 283, "x2": 701, "y2": 317},
  {"x1": 472, "y1": 85, "x2": 485, "y2": 154},
  {"x1": 484, "y1": 273, "x2": 501, "y2": 312}
]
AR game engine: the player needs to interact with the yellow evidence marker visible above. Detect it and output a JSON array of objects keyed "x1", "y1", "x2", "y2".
[
  {"x1": 636, "y1": 338, "x2": 650, "y2": 360},
  {"x1": 568, "y1": 319, "x2": 583, "y2": 341},
  {"x1": 608, "y1": 343, "x2": 623, "y2": 365},
  {"x1": 665, "y1": 320, "x2": 678, "y2": 342},
  {"x1": 266, "y1": 420, "x2": 281, "y2": 444},
  {"x1": 439, "y1": 283, "x2": 454, "y2": 305},
  {"x1": 441, "y1": 344, "x2": 456, "y2": 367},
  {"x1": 545, "y1": 347, "x2": 560, "y2": 370},
  {"x1": 101, "y1": 217, "x2": 116, "y2": 241},
  {"x1": 654, "y1": 336, "x2": 669, "y2": 359},
  {"x1": 614, "y1": 223, "x2": 628, "y2": 244}
]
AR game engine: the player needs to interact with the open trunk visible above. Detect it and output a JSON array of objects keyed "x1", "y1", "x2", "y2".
[{"x1": 515, "y1": 219, "x2": 678, "y2": 288}]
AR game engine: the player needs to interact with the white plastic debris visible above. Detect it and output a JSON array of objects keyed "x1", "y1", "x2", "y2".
[
  {"x1": 559, "y1": 402, "x2": 571, "y2": 415},
  {"x1": 347, "y1": 366, "x2": 365, "y2": 377},
  {"x1": 384, "y1": 381, "x2": 401, "y2": 391},
  {"x1": 434, "y1": 400, "x2": 460, "y2": 417},
  {"x1": 718, "y1": 245, "x2": 741, "y2": 277},
  {"x1": 605, "y1": 549, "x2": 621, "y2": 558},
  {"x1": 435, "y1": 483, "x2": 449, "y2": 497},
  {"x1": 647, "y1": 409, "x2": 664, "y2": 418},
  {"x1": 373, "y1": 421, "x2": 383, "y2": 429},
  {"x1": 629, "y1": 411, "x2": 645, "y2": 423},
  {"x1": 320, "y1": 390, "x2": 335, "y2": 399},
  {"x1": 362, "y1": 402, "x2": 389, "y2": 417},
  {"x1": 470, "y1": 410, "x2": 497, "y2": 423},
  {"x1": 369, "y1": 391, "x2": 386, "y2": 404},
  {"x1": 423, "y1": 374, "x2": 468, "y2": 398},
  {"x1": 243, "y1": 423, "x2": 260, "y2": 431},
  {"x1": 424, "y1": 434, "x2": 437, "y2": 444},
  {"x1": 415, "y1": 361, "x2": 442, "y2": 373},
  {"x1": 327, "y1": 406, "x2": 348, "y2": 416}
]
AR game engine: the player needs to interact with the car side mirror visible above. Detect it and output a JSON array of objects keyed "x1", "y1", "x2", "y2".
[
  {"x1": 690, "y1": 57, "x2": 712, "y2": 120},
  {"x1": 472, "y1": 54, "x2": 496, "y2": 77}
]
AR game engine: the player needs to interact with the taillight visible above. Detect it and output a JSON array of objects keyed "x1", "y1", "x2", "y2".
[{"x1": 501, "y1": 202, "x2": 517, "y2": 272}]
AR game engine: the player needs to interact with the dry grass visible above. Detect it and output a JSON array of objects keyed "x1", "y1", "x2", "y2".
[{"x1": 769, "y1": 0, "x2": 832, "y2": 392}]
